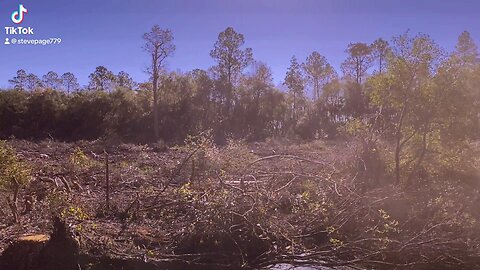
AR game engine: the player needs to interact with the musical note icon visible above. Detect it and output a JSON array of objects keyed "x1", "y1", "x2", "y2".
[{"x1": 11, "y1": 4, "x2": 28, "y2": 24}]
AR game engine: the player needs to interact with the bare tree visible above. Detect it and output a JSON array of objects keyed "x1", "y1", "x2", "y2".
[{"x1": 143, "y1": 25, "x2": 175, "y2": 140}]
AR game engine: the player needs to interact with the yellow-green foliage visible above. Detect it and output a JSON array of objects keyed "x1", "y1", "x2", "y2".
[
  {"x1": 377, "y1": 209, "x2": 400, "y2": 234},
  {"x1": 61, "y1": 206, "x2": 90, "y2": 221},
  {"x1": 0, "y1": 140, "x2": 31, "y2": 193},
  {"x1": 428, "y1": 195, "x2": 477, "y2": 229},
  {"x1": 183, "y1": 130, "x2": 214, "y2": 151},
  {"x1": 46, "y1": 191, "x2": 69, "y2": 213},
  {"x1": 70, "y1": 147, "x2": 97, "y2": 170},
  {"x1": 177, "y1": 182, "x2": 194, "y2": 200},
  {"x1": 177, "y1": 130, "x2": 216, "y2": 171},
  {"x1": 344, "y1": 118, "x2": 370, "y2": 136},
  {"x1": 181, "y1": 131, "x2": 258, "y2": 174}
]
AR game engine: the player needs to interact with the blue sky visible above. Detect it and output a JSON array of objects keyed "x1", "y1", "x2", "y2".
[{"x1": 0, "y1": 0, "x2": 479, "y2": 88}]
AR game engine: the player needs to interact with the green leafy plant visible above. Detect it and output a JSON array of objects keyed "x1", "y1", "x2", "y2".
[
  {"x1": 61, "y1": 205, "x2": 90, "y2": 221},
  {"x1": 0, "y1": 140, "x2": 31, "y2": 222},
  {"x1": 70, "y1": 147, "x2": 99, "y2": 170}
]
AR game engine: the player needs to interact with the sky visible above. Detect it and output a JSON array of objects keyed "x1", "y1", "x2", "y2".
[{"x1": 0, "y1": 0, "x2": 479, "y2": 88}]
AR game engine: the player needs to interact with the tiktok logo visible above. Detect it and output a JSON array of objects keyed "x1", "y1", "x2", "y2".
[{"x1": 11, "y1": 4, "x2": 28, "y2": 24}]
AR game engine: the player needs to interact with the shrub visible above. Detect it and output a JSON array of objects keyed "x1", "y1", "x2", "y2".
[{"x1": 0, "y1": 140, "x2": 31, "y2": 222}]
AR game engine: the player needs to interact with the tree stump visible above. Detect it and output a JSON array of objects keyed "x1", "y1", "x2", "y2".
[
  {"x1": 0, "y1": 234, "x2": 49, "y2": 270},
  {"x1": 0, "y1": 217, "x2": 80, "y2": 270}
]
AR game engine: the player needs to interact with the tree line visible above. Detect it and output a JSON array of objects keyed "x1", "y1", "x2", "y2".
[
  {"x1": 8, "y1": 67, "x2": 137, "y2": 93},
  {"x1": 1, "y1": 27, "x2": 479, "y2": 152}
]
